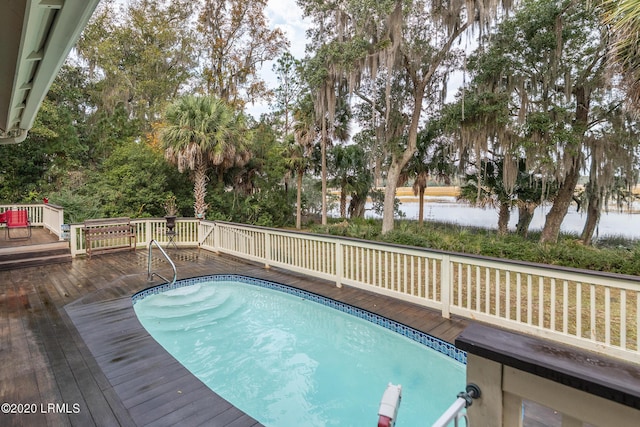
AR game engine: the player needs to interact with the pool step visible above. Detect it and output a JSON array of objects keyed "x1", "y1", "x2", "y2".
[{"x1": 0, "y1": 241, "x2": 71, "y2": 271}]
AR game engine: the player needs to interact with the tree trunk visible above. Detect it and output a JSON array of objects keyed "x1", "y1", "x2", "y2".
[
  {"x1": 348, "y1": 194, "x2": 366, "y2": 218},
  {"x1": 581, "y1": 187, "x2": 602, "y2": 245},
  {"x1": 418, "y1": 186, "x2": 425, "y2": 226},
  {"x1": 193, "y1": 161, "x2": 209, "y2": 218},
  {"x1": 339, "y1": 181, "x2": 347, "y2": 218},
  {"x1": 382, "y1": 161, "x2": 402, "y2": 233},
  {"x1": 497, "y1": 202, "x2": 510, "y2": 235},
  {"x1": 516, "y1": 202, "x2": 536, "y2": 238},
  {"x1": 540, "y1": 86, "x2": 589, "y2": 244},
  {"x1": 296, "y1": 170, "x2": 303, "y2": 229},
  {"x1": 539, "y1": 157, "x2": 581, "y2": 244},
  {"x1": 321, "y1": 120, "x2": 327, "y2": 225},
  {"x1": 381, "y1": 83, "x2": 425, "y2": 234}
]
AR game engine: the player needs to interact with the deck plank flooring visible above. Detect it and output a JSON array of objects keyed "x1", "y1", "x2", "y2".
[{"x1": 0, "y1": 248, "x2": 469, "y2": 426}]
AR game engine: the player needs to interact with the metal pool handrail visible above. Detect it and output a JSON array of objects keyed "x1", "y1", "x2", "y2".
[
  {"x1": 147, "y1": 239, "x2": 177, "y2": 286},
  {"x1": 432, "y1": 384, "x2": 481, "y2": 427}
]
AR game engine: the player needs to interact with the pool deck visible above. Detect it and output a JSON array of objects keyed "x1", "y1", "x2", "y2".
[{"x1": 0, "y1": 247, "x2": 469, "y2": 426}]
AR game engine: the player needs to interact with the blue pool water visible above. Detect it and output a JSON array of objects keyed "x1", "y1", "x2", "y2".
[{"x1": 133, "y1": 276, "x2": 466, "y2": 426}]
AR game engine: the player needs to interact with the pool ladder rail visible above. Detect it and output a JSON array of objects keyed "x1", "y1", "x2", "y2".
[
  {"x1": 376, "y1": 383, "x2": 480, "y2": 426},
  {"x1": 147, "y1": 239, "x2": 177, "y2": 286},
  {"x1": 431, "y1": 383, "x2": 481, "y2": 427}
]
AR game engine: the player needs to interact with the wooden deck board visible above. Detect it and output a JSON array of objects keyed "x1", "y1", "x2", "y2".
[
  {"x1": 0, "y1": 248, "x2": 469, "y2": 426},
  {"x1": 0, "y1": 227, "x2": 60, "y2": 249}
]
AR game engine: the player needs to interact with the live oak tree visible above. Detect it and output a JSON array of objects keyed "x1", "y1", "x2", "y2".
[
  {"x1": 298, "y1": 0, "x2": 507, "y2": 233},
  {"x1": 579, "y1": 108, "x2": 640, "y2": 245},
  {"x1": 462, "y1": 0, "x2": 635, "y2": 244},
  {"x1": 77, "y1": 0, "x2": 197, "y2": 134},
  {"x1": 197, "y1": 0, "x2": 289, "y2": 108}
]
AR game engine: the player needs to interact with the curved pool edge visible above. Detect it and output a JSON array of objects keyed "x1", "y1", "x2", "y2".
[{"x1": 132, "y1": 274, "x2": 467, "y2": 365}]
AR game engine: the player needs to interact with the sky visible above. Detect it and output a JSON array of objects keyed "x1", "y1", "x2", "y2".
[
  {"x1": 246, "y1": 0, "x2": 310, "y2": 119},
  {"x1": 266, "y1": 0, "x2": 309, "y2": 59}
]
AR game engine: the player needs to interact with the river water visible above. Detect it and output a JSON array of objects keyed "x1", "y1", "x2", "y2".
[{"x1": 358, "y1": 197, "x2": 640, "y2": 240}]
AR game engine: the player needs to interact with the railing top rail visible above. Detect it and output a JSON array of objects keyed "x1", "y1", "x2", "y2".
[
  {"x1": 131, "y1": 216, "x2": 191, "y2": 223},
  {"x1": 42, "y1": 203, "x2": 64, "y2": 210}
]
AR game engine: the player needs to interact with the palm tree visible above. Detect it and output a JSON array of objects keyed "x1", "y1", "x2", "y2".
[
  {"x1": 459, "y1": 158, "x2": 513, "y2": 235},
  {"x1": 328, "y1": 144, "x2": 372, "y2": 219},
  {"x1": 161, "y1": 95, "x2": 251, "y2": 218},
  {"x1": 291, "y1": 94, "x2": 319, "y2": 229},
  {"x1": 602, "y1": 0, "x2": 640, "y2": 109},
  {"x1": 404, "y1": 123, "x2": 454, "y2": 227},
  {"x1": 318, "y1": 97, "x2": 351, "y2": 224},
  {"x1": 283, "y1": 135, "x2": 310, "y2": 229}
]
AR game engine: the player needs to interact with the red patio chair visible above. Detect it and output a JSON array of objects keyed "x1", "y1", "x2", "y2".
[
  {"x1": 6, "y1": 209, "x2": 31, "y2": 239},
  {"x1": 0, "y1": 211, "x2": 6, "y2": 224}
]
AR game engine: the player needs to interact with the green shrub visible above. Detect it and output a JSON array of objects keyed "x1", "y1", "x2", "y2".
[{"x1": 305, "y1": 218, "x2": 640, "y2": 276}]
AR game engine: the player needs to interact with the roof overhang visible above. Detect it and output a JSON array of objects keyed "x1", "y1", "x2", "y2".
[{"x1": 0, "y1": 0, "x2": 101, "y2": 144}]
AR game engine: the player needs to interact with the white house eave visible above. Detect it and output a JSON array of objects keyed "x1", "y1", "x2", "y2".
[{"x1": 0, "y1": 0, "x2": 100, "y2": 145}]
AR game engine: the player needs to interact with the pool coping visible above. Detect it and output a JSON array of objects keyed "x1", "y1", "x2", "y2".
[{"x1": 132, "y1": 273, "x2": 467, "y2": 365}]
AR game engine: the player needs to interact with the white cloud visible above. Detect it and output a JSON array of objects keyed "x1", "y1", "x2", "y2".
[
  {"x1": 266, "y1": 0, "x2": 310, "y2": 58},
  {"x1": 247, "y1": 0, "x2": 310, "y2": 119}
]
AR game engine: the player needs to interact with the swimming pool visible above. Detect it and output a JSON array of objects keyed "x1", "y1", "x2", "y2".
[{"x1": 133, "y1": 275, "x2": 466, "y2": 426}]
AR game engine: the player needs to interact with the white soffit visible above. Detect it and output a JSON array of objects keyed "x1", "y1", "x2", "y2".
[{"x1": 0, "y1": 0, "x2": 101, "y2": 144}]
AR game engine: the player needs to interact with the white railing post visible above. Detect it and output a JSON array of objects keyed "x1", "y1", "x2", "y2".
[
  {"x1": 56, "y1": 206, "x2": 64, "y2": 239},
  {"x1": 335, "y1": 241, "x2": 343, "y2": 288},
  {"x1": 145, "y1": 220, "x2": 152, "y2": 246},
  {"x1": 441, "y1": 254, "x2": 451, "y2": 319},
  {"x1": 70, "y1": 224, "x2": 81, "y2": 257},
  {"x1": 264, "y1": 231, "x2": 272, "y2": 269},
  {"x1": 213, "y1": 222, "x2": 219, "y2": 252}
]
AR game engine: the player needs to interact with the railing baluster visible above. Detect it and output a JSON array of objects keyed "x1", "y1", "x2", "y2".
[
  {"x1": 551, "y1": 278, "x2": 556, "y2": 331},
  {"x1": 576, "y1": 283, "x2": 582, "y2": 339},
  {"x1": 433, "y1": 259, "x2": 438, "y2": 301},
  {"x1": 496, "y1": 269, "x2": 501, "y2": 318},
  {"x1": 539, "y1": 277, "x2": 544, "y2": 328},
  {"x1": 410, "y1": 255, "x2": 415, "y2": 295},
  {"x1": 591, "y1": 285, "x2": 597, "y2": 341},
  {"x1": 637, "y1": 294, "x2": 640, "y2": 351},
  {"x1": 485, "y1": 268, "x2": 490, "y2": 314},
  {"x1": 527, "y1": 275, "x2": 532, "y2": 325},
  {"x1": 620, "y1": 290, "x2": 627, "y2": 350},
  {"x1": 506, "y1": 271, "x2": 511, "y2": 321},
  {"x1": 475, "y1": 266, "x2": 481, "y2": 312},
  {"x1": 605, "y1": 287, "x2": 611, "y2": 345},
  {"x1": 457, "y1": 263, "x2": 462, "y2": 307},
  {"x1": 563, "y1": 280, "x2": 568, "y2": 334},
  {"x1": 403, "y1": 254, "x2": 408, "y2": 294},
  {"x1": 516, "y1": 272, "x2": 522, "y2": 322}
]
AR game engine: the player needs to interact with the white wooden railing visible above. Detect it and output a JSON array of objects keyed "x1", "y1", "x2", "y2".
[
  {"x1": 209, "y1": 221, "x2": 640, "y2": 364},
  {"x1": 69, "y1": 217, "x2": 199, "y2": 257},
  {"x1": 68, "y1": 218, "x2": 640, "y2": 363},
  {"x1": 0, "y1": 203, "x2": 65, "y2": 239}
]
